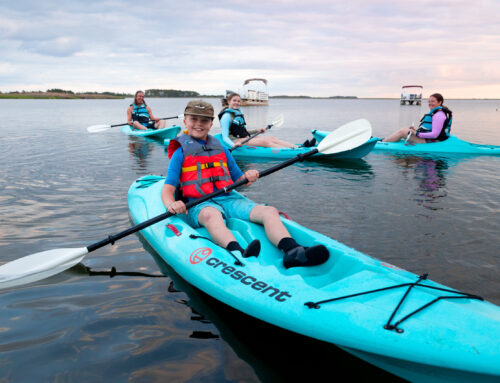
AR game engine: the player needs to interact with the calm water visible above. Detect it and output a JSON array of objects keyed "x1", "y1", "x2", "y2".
[{"x1": 0, "y1": 98, "x2": 499, "y2": 382}]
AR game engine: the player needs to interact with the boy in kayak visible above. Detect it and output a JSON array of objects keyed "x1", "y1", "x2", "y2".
[{"x1": 161, "y1": 100, "x2": 329, "y2": 268}]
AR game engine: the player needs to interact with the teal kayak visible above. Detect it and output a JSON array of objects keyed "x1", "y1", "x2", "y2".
[
  {"x1": 128, "y1": 175, "x2": 500, "y2": 383},
  {"x1": 312, "y1": 130, "x2": 500, "y2": 155},
  {"x1": 209, "y1": 134, "x2": 378, "y2": 160},
  {"x1": 121, "y1": 125, "x2": 181, "y2": 140}
]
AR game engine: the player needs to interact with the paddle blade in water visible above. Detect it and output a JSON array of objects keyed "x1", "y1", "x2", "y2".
[
  {"x1": 0, "y1": 247, "x2": 88, "y2": 290},
  {"x1": 87, "y1": 124, "x2": 111, "y2": 133},
  {"x1": 318, "y1": 119, "x2": 372, "y2": 154}
]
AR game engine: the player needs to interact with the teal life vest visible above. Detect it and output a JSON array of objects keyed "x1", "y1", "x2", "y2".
[
  {"x1": 417, "y1": 106, "x2": 452, "y2": 141},
  {"x1": 131, "y1": 103, "x2": 151, "y2": 124},
  {"x1": 218, "y1": 108, "x2": 249, "y2": 138}
]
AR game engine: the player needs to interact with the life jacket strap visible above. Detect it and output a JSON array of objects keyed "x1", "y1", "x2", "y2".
[
  {"x1": 179, "y1": 174, "x2": 232, "y2": 188},
  {"x1": 181, "y1": 161, "x2": 228, "y2": 173}
]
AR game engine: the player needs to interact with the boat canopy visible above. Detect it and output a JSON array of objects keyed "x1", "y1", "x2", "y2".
[{"x1": 243, "y1": 78, "x2": 268, "y2": 86}]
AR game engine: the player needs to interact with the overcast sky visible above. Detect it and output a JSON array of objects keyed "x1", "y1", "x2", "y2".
[{"x1": 1, "y1": 0, "x2": 499, "y2": 98}]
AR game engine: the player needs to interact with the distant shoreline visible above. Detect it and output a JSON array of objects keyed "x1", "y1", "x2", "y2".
[
  {"x1": 0, "y1": 90, "x2": 497, "y2": 101},
  {"x1": 0, "y1": 91, "x2": 358, "y2": 100},
  {"x1": 0, "y1": 91, "x2": 127, "y2": 99},
  {"x1": 0, "y1": 90, "x2": 223, "y2": 99}
]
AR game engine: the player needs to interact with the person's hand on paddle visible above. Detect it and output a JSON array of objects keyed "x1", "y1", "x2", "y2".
[
  {"x1": 167, "y1": 200, "x2": 188, "y2": 215},
  {"x1": 401, "y1": 126, "x2": 417, "y2": 142},
  {"x1": 241, "y1": 169, "x2": 259, "y2": 186}
]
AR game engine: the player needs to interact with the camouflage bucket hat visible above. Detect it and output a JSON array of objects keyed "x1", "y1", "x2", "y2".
[{"x1": 184, "y1": 100, "x2": 214, "y2": 119}]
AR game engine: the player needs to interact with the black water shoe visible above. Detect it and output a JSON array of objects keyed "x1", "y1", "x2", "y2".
[
  {"x1": 283, "y1": 244, "x2": 329, "y2": 269},
  {"x1": 242, "y1": 239, "x2": 261, "y2": 258},
  {"x1": 301, "y1": 138, "x2": 316, "y2": 148}
]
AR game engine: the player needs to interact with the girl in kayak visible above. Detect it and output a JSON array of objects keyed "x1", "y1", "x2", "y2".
[
  {"x1": 127, "y1": 90, "x2": 166, "y2": 131},
  {"x1": 162, "y1": 100, "x2": 329, "y2": 268},
  {"x1": 382, "y1": 93, "x2": 452, "y2": 143},
  {"x1": 219, "y1": 93, "x2": 306, "y2": 149}
]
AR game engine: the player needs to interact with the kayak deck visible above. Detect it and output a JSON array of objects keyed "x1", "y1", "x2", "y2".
[
  {"x1": 212, "y1": 134, "x2": 378, "y2": 160},
  {"x1": 128, "y1": 175, "x2": 500, "y2": 383},
  {"x1": 373, "y1": 135, "x2": 500, "y2": 155},
  {"x1": 121, "y1": 125, "x2": 181, "y2": 140}
]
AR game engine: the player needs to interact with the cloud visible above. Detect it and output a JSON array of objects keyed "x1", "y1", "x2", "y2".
[
  {"x1": 20, "y1": 37, "x2": 83, "y2": 57},
  {"x1": 0, "y1": 0, "x2": 499, "y2": 97}
]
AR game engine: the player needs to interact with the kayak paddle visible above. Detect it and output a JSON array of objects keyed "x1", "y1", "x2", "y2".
[
  {"x1": 229, "y1": 114, "x2": 284, "y2": 151},
  {"x1": 0, "y1": 118, "x2": 371, "y2": 291},
  {"x1": 404, "y1": 121, "x2": 415, "y2": 143},
  {"x1": 405, "y1": 131, "x2": 412, "y2": 143},
  {"x1": 87, "y1": 114, "x2": 184, "y2": 133}
]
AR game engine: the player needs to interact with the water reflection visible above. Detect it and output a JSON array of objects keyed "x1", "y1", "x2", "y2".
[
  {"x1": 127, "y1": 137, "x2": 154, "y2": 169},
  {"x1": 390, "y1": 155, "x2": 449, "y2": 210},
  {"x1": 414, "y1": 158, "x2": 448, "y2": 210},
  {"x1": 296, "y1": 157, "x2": 374, "y2": 176},
  {"x1": 71, "y1": 263, "x2": 167, "y2": 279},
  {"x1": 236, "y1": 157, "x2": 374, "y2": 177}
]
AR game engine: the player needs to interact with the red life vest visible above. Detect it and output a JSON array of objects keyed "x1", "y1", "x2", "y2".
[{"x1": 168, "y1": 134, "x2": 233, "y2": 198}]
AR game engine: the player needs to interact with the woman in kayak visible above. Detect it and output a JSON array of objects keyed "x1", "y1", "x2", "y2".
[
  {"x1": 382, "y1": 93, "x2": 452, "y2": 143},
  {"x1": 126, "y1": 90, "x2": 166, "y2": 131},
  {"x1": 162, "y1": 100, "x2": 329, "y2": 268},
  {"x1": 219, "y1": 93, "x2": 309, "y2": 149}
]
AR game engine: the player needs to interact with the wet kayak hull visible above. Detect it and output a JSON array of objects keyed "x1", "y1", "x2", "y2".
[{"x1": 121, "y1": 125, "x2": 181, "y2": 140}]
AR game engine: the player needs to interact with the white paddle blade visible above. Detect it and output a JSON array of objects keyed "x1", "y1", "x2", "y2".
[
  {"x1": 0, "y1": 247, "x2": 88, "y2": 290},
  {"x1": 87, "y1": 124, "x2": 111, "y2": 133},
  {"x1": 317, "y1": 119, "x2": 372, "y2": 154},
  {"x1": 404, "y1": 130, "x2": 412, "y2": 143},
  {"x1": 271, "y1": 114, "x2": 284, "y2": 129}
]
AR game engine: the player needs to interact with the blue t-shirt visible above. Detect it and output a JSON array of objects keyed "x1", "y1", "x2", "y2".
[{"x1": 165, "y1": 138, "x2": 244, "y2": 189}]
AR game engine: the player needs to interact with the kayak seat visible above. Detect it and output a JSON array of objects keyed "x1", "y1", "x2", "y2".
[
  {"x1": 281, "y1": 221, "x2": 368, "y2": 286},
  {"x1": 282, "y1": 249, "x2": 368, "y2": 288},
  {"x1": 226, "y1": 218, "x2": 284, "y2": 267},
  {"x1": 193, "y1": 223, "x2": 249, "y2": 250},
  {"x1": 186, "y1": 218, "x2": 281, "y2": 267}
]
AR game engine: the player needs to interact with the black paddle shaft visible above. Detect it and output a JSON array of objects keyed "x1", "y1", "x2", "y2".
[
  {"x1": 229, "y1": 124, "x2": 272, "y2": 152},
  {"x1": 110, "y1": 115, "x2": 180, "y2": 128},
  {"x1": 86, "y1": 148, "x2": 318, "y2": 254}
]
